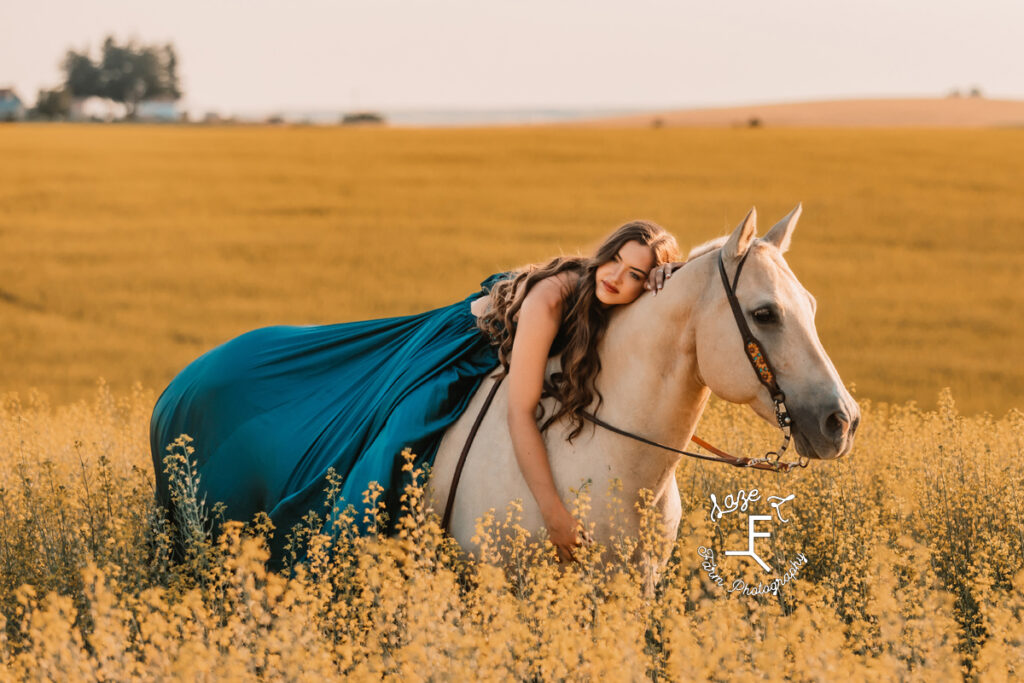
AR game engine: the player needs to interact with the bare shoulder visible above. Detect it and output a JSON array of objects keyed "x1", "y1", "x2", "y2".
[
  {"x1": 554, "y1": 269, "x2": 582, "y2": 291},
  {"x1": 473, "y1": 269, "x2": 581, "y2": 321},
  {"x1": 525, "y1": 271, "x2": 580, "y2": 309}
]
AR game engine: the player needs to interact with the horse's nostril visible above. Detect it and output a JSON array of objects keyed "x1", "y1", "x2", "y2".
[
  {"x1": 824, "y1": 411, "x2": 850, "y2": 440},
  {"x1": 850, "y1": 415, "x2": 860, "y2": 436}
]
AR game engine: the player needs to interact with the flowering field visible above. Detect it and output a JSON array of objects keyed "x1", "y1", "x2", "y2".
[
  {"x1": 1, "y1": 125, "x2": 1022, "y2": 679},
  {"x1": 0, "y1": 381, "x2": 1020, "y2": 680}
]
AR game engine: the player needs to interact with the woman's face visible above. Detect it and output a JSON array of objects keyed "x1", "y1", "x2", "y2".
[{"x1": 594, "y1": 240, "x2": 656, "y2": 307}]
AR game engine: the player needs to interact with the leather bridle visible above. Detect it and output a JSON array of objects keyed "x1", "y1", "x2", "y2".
[
  {"x1": 441, "y1": 248, "x2": 807, "y2": 531},
  {"x1": 715, "y1": 248, "x2": 807, "y2": 470}
]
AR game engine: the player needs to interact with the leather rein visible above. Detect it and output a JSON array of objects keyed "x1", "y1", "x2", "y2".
[{"x1": 441, "y1": 250, "x2": 806, "y2": 531}]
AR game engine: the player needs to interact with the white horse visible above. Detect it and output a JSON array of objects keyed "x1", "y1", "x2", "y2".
[{"x1": 427, "y1": 206, "x2": 859, "y2": 564}]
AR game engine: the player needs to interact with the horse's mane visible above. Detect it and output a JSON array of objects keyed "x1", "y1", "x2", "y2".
[{"x1": 686, "y1": 236, "x2": 728, "y2": 262}]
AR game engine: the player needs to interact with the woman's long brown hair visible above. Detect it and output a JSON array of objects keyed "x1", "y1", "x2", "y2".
[{"x1": 476, "y1": 220, "x2": 680, "y2": 441}]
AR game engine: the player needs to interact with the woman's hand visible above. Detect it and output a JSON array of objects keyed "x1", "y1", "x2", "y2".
[
  {"x1": 645, "y1": 262, "x2": 684, "y2": 296},
  {"x1": 543, "y1": 502, "x2": 587, "y2": 563}
]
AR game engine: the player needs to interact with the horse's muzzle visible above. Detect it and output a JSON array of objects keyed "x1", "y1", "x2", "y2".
[{"x1": 792, "y1": 397, "x2": 860, "y2": 460}]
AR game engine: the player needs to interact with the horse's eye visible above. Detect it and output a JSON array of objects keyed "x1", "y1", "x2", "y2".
[{"x1": 752, "y1": 308, "x2": 777, "y2": 325}]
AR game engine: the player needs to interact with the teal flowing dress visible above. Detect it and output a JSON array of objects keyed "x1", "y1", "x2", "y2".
[{"x1": 150, "y1": 271, "x2": 513, "y2": 564}]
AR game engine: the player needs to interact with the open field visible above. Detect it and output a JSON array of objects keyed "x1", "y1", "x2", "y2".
[
  {"x1": 1, "y1": 124, "x2": 1022, "y2": 677},
  {"x1": 574, "y1": 97, "x2": 1024, "y2": 128},
  {"x1": 1, "y1": 124, "x2": 1022, "y2": 414}
]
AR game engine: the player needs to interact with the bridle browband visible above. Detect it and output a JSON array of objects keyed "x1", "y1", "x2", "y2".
[{"x1": 441, "y1": 248, "x2": 807, "y2": 531}]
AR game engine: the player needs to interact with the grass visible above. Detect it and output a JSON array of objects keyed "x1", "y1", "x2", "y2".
[{"x1": 1, "y1": 124, "x2": 1022, "y2": 413}]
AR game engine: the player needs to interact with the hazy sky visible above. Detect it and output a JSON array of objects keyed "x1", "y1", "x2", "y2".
[{"x1": 3, "y1": 1, "x2": 1022, "y2": 114}]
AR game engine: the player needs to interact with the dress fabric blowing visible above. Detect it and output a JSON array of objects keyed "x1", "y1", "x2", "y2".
[{"x1": 150, "y1": 272, "x2": 512, "y2": 564}]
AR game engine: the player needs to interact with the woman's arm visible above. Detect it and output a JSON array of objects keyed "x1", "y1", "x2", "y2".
[{"x1": 506, "y1": 275, "x2": 581, "y2": 562}]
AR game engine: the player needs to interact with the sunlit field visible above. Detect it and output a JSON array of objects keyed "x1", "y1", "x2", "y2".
[
  {"x1": 1, "y1": 384, "x2": 1021, "y2": 678},
  {"x1": 1, "y1": 125, "x2": 1022, "y2": 679},
  {"x1": 0, "y1": 124, "x2": 1022, "y2": 413}
]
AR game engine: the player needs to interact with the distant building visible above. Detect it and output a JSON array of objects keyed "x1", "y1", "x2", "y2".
[
  {"x1": 0, "y1": 88, "x2": 25, "y2": 121},
  {"x1": 136, "y1": 97, "x2": 181, "y2": 122},
  {"x1": 69, "y1": 96, "x2": 127, "y2": 122},
  {"x1": 203, "y1": 111, "x2": 233, "y2": 124}
]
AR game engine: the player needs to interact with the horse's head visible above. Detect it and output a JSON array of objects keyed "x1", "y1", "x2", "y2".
[{"x1": 692, "y1": 206, "x2": 859, "y2": 460}]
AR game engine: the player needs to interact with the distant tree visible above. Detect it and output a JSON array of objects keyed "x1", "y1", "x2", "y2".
[
  {"x1": 341, "y1": 111, "x2": 385, "y2": 125},
  {"x1": 34, "y1": 88, "x2": 71, "y2": 119},
  {"x1": 62, "y1": 51, "x2": 101, "y2": 98},
  {"x1": 61, "y1": 36, "x2": 182, "y2": 118}
]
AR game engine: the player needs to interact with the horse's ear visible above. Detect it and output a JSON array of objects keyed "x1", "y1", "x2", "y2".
[
  {"x1": 763, "y1": 203, "x2": 801, "y2": 253},
  {"x1": 722, "y1": 207, "x2": 757, "y2": 262}
]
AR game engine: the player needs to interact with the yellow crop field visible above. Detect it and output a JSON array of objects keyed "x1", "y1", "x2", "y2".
[
  {"x1": 1, "y1": 124, "x2": 1022, "y2": 679},
  {"x1": 0, "y1": 124, "x2": 1022, "y2": 413}
]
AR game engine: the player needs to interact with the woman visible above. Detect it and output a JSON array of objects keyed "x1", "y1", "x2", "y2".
[
  {"x1": 150, "y1": 220, "x2": 680, "y2": 566},
  {"x1": 475, "y1": 221, "x2": 679, "y2": 561}
]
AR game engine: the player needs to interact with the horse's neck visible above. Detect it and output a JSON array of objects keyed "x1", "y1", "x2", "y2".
[{"x1": 593, "y1": 260, "x2": 711, "y2": 482}]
